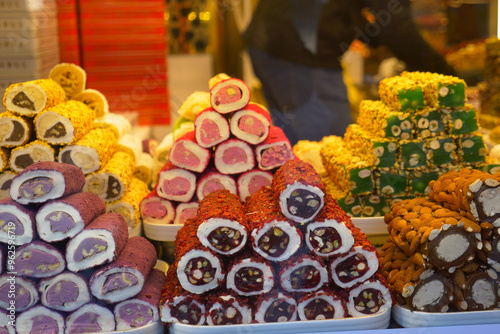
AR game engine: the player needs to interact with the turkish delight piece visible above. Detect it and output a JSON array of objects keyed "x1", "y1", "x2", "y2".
[
  {"x1": 214, "y1": 138, "x2": 255, "y2": 175},
  {"x1": 230, "y1": 103, "x2": 272, "y2": 144},
  {"x1": 209, "y1": 76, "x2": 251, "y2": 114},
  {"x1": 0, "y1": 170, "x2": 15, "y2": 200},
  {"x1": 140, "y1": 191, "x2": 175, "y2": 225},
  {"x1": 9, "y1": 140, "x2": 55, "y2": 173},
  {"x1": 89, "y1": 236, "x2": 157, "y2": 303},
  {"x1": 226, "y1": 254, "x2": 275, "y2": 296},
  {"x1": 36, "y1": 192, "x2": 106, "y2": 242},
  {"x1": 65, "y1": 303, "x2": 116, "y2": 333},
  {"x1": 413, "y1": 108, "x2": 446, "y2": 139},
  {"x1": 3, "y1": 78, "x2": 66, "y2": 116},
  {"x1": 196, "y1": 169, "x2": 237, "y2": 201},
  {"x1": 169, "y1": 131, "x2": 211, "y2": 173},
  {"x1": 272, "y1": 159, "x2": 325, "y2": 224},
  {"x1": 194, "y1": 107, "x2": 230, "y2": 148},
  {"x1": 66, "y1": 212, "x2": 128, "y2": 272},
  {"x1": 362, "y1": 194, "x2": 390, "y2": 217},
  {"x1": 14, "y1": 241, "x2": 65, "y2": 278},
  {"x1": 195, "y1": 190, "x2": 249, "y2": 256},
  {"x1": 376, "y1": 169, "x2": 409, "y2": 196},
  {"x1": 93, "y1": 112, "x2": 132, "y2": 139},
  {"x1": 0, "y1": 275, "x2": 38, "y2": 312},
  {"x1": 38, "y1": 272, "x2": 90, "y2": 312},
  {"x1": 357, "y1": 100, "x2": 412, "y2": 139},
  {"x1": 174, "y1": 202, "x2": 199, "y2": 225},
  {"x1": 452, "y1": 269, "x2": 499, "y2": 311},
  {"x1": 346, "y1": 274, "x2": 393, "y2": 317},
  {"x1": 16, "y1": 305, "x2": 64, "y2": 334},
  {"x1": 205, "y1": 294, "x2": 252, "y2": 325},
  {"x1": 155, "y1": 162, "x2": 196, "y2": 202},
  {"x1": 237, "y1": 169, "x2": 273, "y2": 202},
  {"x1": 160, "y1": 262, "x2": 206, "y2": 325},
  {"x1": 278, "y1": 252, "x2": 329, "y2": 293},
  {"x1": 378, "y1": 75, "x2": 424, "y2": 111},
  {"x1": 73, "y1": 88, "x2": 109, "y2": 118},
  {"x1": 0, "y1": 198, "x2": 36, "y2": 245},
  {"x1": 297, "y1": 289, "x2": 347, "y2": 321},
  {"x1": 400, "y1": 140, "x2": 427, "y2": 169},
  {"x1": 337, "y1": 195, "x2": 364, "y2": 218},
  {"x1": 409, "y1": 169, "x2": 440, "y2": 196},
  {"x1": 106, "y1": 177, "x2": 150, "y2": 230},
  {"x1": 34, "y1": 100, "x2": 96, "y2": 145},
  {"x1": 0, "y1": 111, "x2": 33, "y2": 147},
  {"x1": 58, "y1": 127, "x2": 118, "y2": 174},
  {"x1": 407, "y1": 270, "x2": 454, "y2": 312},
  {"x1": 255, "y1": 126, "x2": 294, "y2": 170},
  {"x1": 114, "y1": 268, "x2": 167, "y2": 330},
  {"x1": 49, "y1": 63, "x2": 87, "y2": 98},
  {"x1": 444, "y1": 106, "x2": 479, "y2": 136},
  {"x1": 134, "y1": 152, "x2": 155, "y2": 185},
  {"x1": 426, "y1": 137, "x2": 458, "y2": 166},
  {"x1": 457, "y1": 133, "x2": 488, "y2": 164},
  {"x1": 10, "y1": 161, "x2": 86, "y2": 205},
  {"x1": 0, "y1": 309, "x2": 15, "y2": 334},
  {"x1": 83, "y1": 151, "x2": 135, "y2": 202},
  {"x1": 245, "y1": 187, "x2": 302, "y2": 261},
  {"x1": 253, "y1": 291, "x2": 297, "y2": 323}
]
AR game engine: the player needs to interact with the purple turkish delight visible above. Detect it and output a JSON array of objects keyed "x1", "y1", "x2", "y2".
[
  {"x1": 0, "y1": 275, "x2": 38, "y2": 312},
  {"x1": 65, "y1": 303, "x2": 116, "y2": 333},
  {"x1": 0, "y1": 198, "x2": 37, "y2": 246},
  {"x1": 16, "y1": 305, "x2": 64, "y2": 334},
  {"x1": 13, "y1": 241, "x2": 65, "y2": 278},
  {"x1": 38, "y1": 271, "x2": 90, "y2": 312}
]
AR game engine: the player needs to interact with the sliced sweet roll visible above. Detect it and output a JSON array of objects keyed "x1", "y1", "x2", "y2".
[
  {"x1": 93, "y1": 112, "x2": 132, "y2": 139},
  {"x1": 66, "y1": 212, "x2": 129, "y2": 272},
  {"x1": 49, "y1": 63, "x2": 87, "y2": 98},
  {"x1": 255, "y1": 126, "x2": 294, "y2": 170},
  {"x1": 214, "y1": 138, "x2": 255, "y2": 175},
  {"x1": 16, "y1": 305, "x2": 64, "y2": 334},
  {"x1": 230, "y1": 103, "x2": 272, "y2": 145},
  {"x1": 0, "y1": 309, "x2": 15, "y2": 334},
  {"x1": 140, "y1": 191, "x2": 175, "y2": 225},
  {"x1": 89, "y1": 236, "x2": 157, "y2": 303},
  {"x1": 160, "y1": 262, "x2": 207, "y2": 325},
  {"x1": 34, "y1": 100, "x2": 96, "y2": 145},
  {"x1": 0, "y1": 170, "x2": 15, "y2": 200},
  {"x1": 403, "y1": 269, "x2": 454, "y2": 312},
  {"x1": 58, "y1": 127, "x2": 118, "y2": 174},
  {"x1": 134, "y1": 151, "x2": 154, "y2": 185},
  {"x1": 272, "y1": 159, "x2": 325, "y2": 224},
  {"x1": 0, "y1": 248, "x2": 3, "y2": 274},
  {"x1": 329, "y1": 245, "x2": 379, "y2": 289},
  {"x1": 245, "y1": 187, "x2": 302, "y2": 261},
  {"x1": 237, "y1": 169, "x2": 273, "y2": 202},
  {"x1": 297, "y1": 289, "x2": 347, "y2": 321},
  {"x1": 452, "y1": 268, "x2": 500, "y2": 311},
  {"x1": 0, "y1": 111, "x2": 33, "y2": 147},
  {"x1": 226, "y1": 253, "x2": 275, "y2": 296},
  {"x1": 114, "y1": 268, "x2": 167, "y2": 330},
  {"x1": 346, "y1": 274, "x2": 393, "y2": 317},
  {"x1": 175, "y1": 223, "x2": 225, "y2": 294},
  {"x1": 0, "y1": 275, "x2": 38, "y2": 312},
  {"x1": 9, "y1": 140, "x2": 55, "y2": 173},
  {"x1": 194, "y1": 107, "x2": 230, "y2": 148},
  {"x1": 209, "y1": 76, "x2": 251, "y2": 114},
  {"x1": 38, "y1": 272, "x2": 90, "y2": 312},
  {"x1": 14, "y1": 241, "x2": 65, "y2": 278},
  {"x1": 0, "y1": 198, "x2": 36, "y2": 245},
  {"x1": 10, "y1": 161, "x2": 86, "y2": 205},
  {"x1": 487, "y1": 233, "x2": 500, "y2": 272},
  {"x1": 84, "y1": 151, "x2": 135, "y2": 202},
  {"x1": 0, "y1": 149, "x2": 8, "y2": 174},
  {"x1": 305, "y1": 220, "x2": 355, "y2": 258},
  {"x1": 169, "y1": 131, "x2": 211, "y2": 173},
  {"x1": 65, "y1": 303, "x2": 116, "y2": 334},
  {"x1": 36, "y1": 192, "x2": 106, "y2": 242},
  {"x1": 279, "y1": 252, "x2": 329, "y2": 293},
  {"x1": 3, "y1": 78, "x2": 66, "y2": 117},
  {"x1": 253, "y1": 291, "x2": 297, "y2": 323},
  {"x1": 73, "y1": 88, "x2": 109, "y2": 118},
  {"x1": 195, "y1": 190, "x2": 249, "y2": 255},
  {"x1": 106, "y1": 177, "x2": 150, "y2": 230},
  {"x1": 205, "y1": 293, "x2": 253, "y2": 325},
  {"x1": 174, "y1": 202, "x2": 199, "y2": 225},
  {"x1": 196, "y1": 169, "x2": 237, "y2": 201},
  {"x1": 155, "y1": 161, "x2": 196, "y2": 202}
]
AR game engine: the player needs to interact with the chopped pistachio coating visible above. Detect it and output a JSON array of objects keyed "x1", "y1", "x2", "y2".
[
  {"x1": 457, "y1": 133, "x2": 487, "y2": 164},
  {"x1": 379, "y1": 75, "x2": 425, "y2": 111},
  {"x1": 376, "y1": 169, "x2": 408, "y2": 196},
  {"x1": 0, "y1": 147, "x2": 9, "y2": 172},
  {"x1": 409, "y1": 169, "x2": 440, "y2": 195},
  {"x1": 10, "y1": 140, "x2": 55, "y2": 172},
  {"x1": 357, "y1": 100, "x2": 412, "y2": 139},
  {"x1": 444, "y1": 106, "x2": 479, "y2": 135},
  {"x1": 413, "y1": 108, "x2": 446, "y2": 139},
  {"x1": 106, "y1": 177, "x2": 149, "y2": 228},
  {"x1": 426, "y1": 137, "x2": 458, "y2": 166}
]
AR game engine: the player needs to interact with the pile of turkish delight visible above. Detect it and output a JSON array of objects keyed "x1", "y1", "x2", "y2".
[
  {"x1": 141, "y1": 74, "x2": 295, "y2": 226},
  {"x1": 160, "y1": 159, "x2": 393, "y2": 326},
  {"x1": 0, "y1": 161, "x2": 164, "y2": 333}
]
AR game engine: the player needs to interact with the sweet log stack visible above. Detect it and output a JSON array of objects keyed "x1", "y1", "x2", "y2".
[
  {"x1": 0, "y1": 161, "x2": 164, "y2": 333},
  {"x1": 160, "y1": 159, "x2": 393, "y2": 326},
  {"x1": 380, "y1": 168, "x2": 500, "y2": 312},
  {"x1": 0, "y1": 63, "x2": 152, "y2": 234},
  {"x1": 141, "y1": 74, "x2": 294, "y2": 226}
]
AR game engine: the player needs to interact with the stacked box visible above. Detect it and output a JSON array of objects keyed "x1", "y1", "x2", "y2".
[
  {"x1": 322, "y1": 71, "x2": 490, "y2": 217},
  {"x1": 0, "y1": 0, "x2": 60, "y2": 112}
]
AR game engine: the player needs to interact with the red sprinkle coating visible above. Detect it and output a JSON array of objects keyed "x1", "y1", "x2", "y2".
[
  {"x1": 194, "y1": 190, "x2": 250, "y2": 231},
  {"x1": 271, "y1": 159, "x2": 325, "y2": 198}
]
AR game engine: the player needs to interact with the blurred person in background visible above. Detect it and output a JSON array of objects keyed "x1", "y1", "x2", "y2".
[{"x1": 244, "y1": 0, "x2": 457, "y2": 145}]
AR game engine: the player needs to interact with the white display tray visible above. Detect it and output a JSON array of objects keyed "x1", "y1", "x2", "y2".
[
  {"x1": 392, "y1": 305, "x2": 500, "y2": 328},
  {"x1": 143, "y1": 216, "x2": 387, "y2": 242},
  {"x1": 102, "y1": 321, "x2": 165, "y2": 334},
  {"x1": 170, "y1": 310, "x2": 390, "y2": 334}
]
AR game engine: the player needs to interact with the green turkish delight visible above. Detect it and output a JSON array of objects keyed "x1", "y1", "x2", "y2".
[{"x1": 426, "y1": 137, "x2": 458, "y2": 166}]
